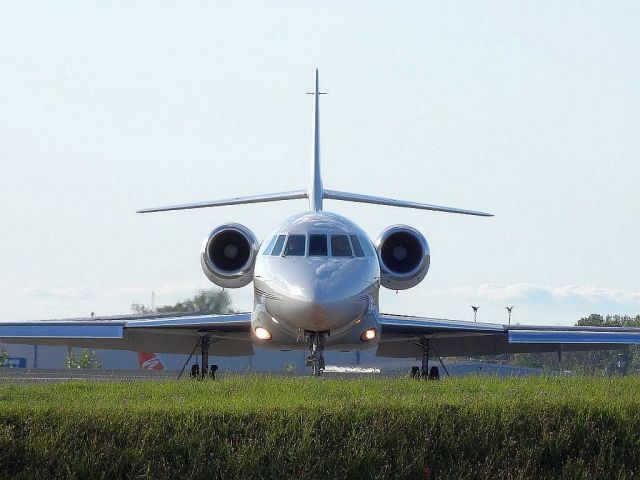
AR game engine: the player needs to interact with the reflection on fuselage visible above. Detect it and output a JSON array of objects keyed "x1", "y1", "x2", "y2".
[{"x1": 253, "y1": 211, "x2": 380, "y2": 340}]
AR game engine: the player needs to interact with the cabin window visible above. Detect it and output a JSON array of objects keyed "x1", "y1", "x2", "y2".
[
  {"x1": 284, "y1": 235, "x2": 306, "y2": 256},
  {"x1": 270, "y1": 235, "x2": 286, "y2": 256},
  {"x1": 262, "y1": 235, "x2": 278, "y2": 255},
  {"x1": 331, "y1": 235, "x2": 353, "y2": 257},
  {"x1": 309, "y1": 234, "x2": 328, "y2": 256},
  {"x1": 350, "y1": 235, "x2": 365, "y2": 258}
]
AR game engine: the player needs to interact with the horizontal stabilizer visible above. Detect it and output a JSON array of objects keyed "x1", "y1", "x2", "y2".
[
  {"x1": 137, "y1": 190, "x2": 308, "y2": 214},
  {"x1": 323, "y1": 190, "x2": 493, "y2": 217}
]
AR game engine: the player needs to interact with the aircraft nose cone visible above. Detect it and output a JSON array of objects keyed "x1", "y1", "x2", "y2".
[
  {"x1": 262, "y1": 257, "x2": 376, "y2": 333},
  {"x1": 304, "y1": 301, "x2": 330, "y2": 325},
  {"x1": 294, "y1": 298, "x2": 347, "y2": 332},
  {"x1": 282, "y1": 262, "x2": 371, "y2": 331}
]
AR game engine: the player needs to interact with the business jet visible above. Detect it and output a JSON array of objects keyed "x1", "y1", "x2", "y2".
[{"x1": 3, "y1": 70, "x2": 640, "y2": 378}]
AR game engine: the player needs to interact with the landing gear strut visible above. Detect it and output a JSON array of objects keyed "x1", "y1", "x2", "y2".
[
  {"x1": 421, "y1": 339, "x2": 429, "y2": 379},
  {"x1": 181, "y1": 335, "x2": 219, "y2": 380},
  {"x1": 411, "y1": 338, "x2": 441, "y2": 380},
  {"x1": 305, "y1": 332, "x2": 325, "y2": 376},
  {"x1": 200, "y1": 335, "x2": 210, "y2": 379}
]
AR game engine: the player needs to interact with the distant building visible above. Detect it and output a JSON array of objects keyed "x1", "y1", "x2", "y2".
[
  {"x1": 0, "y1": 343, "x2": 376, "y2": 373},
  {"x1": 0, "y1": 343, "x2": 546, "y2": 376}
]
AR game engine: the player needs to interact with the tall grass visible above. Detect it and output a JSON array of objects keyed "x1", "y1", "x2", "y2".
[{"x1": 1, "y1": 376, "x2": 639, "y2": 479}]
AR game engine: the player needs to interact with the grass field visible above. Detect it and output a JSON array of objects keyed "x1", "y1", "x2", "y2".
[{"x1": 1, "y1": 375, "x2": 640, "y2": 479}]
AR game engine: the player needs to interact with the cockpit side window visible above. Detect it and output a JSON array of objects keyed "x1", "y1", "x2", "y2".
[
  {"x1": 309, "y1": 234, "x2": 328, "y2": 256},
  {"x1": 359, "y1": 235, "x2": 376, "y2": 257},
  {"x1": 270, "y1": 235, "x2": 286, "y2": 256},
  {"x1": 262, "y1": 235, "x2": 278, "y2": 255},
  {"x1": 284, "y1": 234, "x2": 306, "y2": 256},
  {"x1": 331, "y1": 235, "x2": 353, "y2": 257},
  {"x1": 350, "y1": 235, "x2": 365, "y2": 258}
]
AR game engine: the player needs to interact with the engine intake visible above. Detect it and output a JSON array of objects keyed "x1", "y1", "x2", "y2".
[
  {"x1": 375, "y1": 225, "x2": 430, "y2": 290},
  {"x1": 201, "y1": 223, "x2": 259, "y2": 288}
]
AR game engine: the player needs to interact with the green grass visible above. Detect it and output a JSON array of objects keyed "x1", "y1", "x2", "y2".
[{"x1": 1, "y1": 376, "x2": 640, "y2": 479}]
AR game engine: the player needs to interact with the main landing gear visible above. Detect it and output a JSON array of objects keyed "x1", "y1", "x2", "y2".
[
  {"x1": 190, "y1": 363, "x2": 219, "y2": 380},
  {"x1": 305, "y1": 332, "x2": 325, "y2": 377},
  {"x1": 178, "y1": 335, "x2": 219, "y2": 380},
  {"x1": 410, "y1": 338, "x2": 443, "y2": 380}
]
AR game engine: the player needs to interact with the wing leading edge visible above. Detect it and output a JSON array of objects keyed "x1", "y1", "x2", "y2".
[
  {"x1": 0, "y1": 313, "x2": 253, "y2": 356},
  {"x1": 378, "y1": 314, "x2": 640, "y2": 358}
]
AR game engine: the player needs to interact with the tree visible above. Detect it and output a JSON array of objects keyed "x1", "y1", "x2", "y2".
[
  {"x1": 511, "y1": 314, "x2": 640, "y2": 375},
  {"x1": 0, "y1": 348, "x2": 8, "y2": 368},
  {"x1": 131, "y1": 289, "x2": 234, "y2": 315},
  {"x1": 66, "y1": 349, "x2": 101, "y2": 369},
  {"x1": 130, "y1": 302, "x2": 149, "y2": 314}
]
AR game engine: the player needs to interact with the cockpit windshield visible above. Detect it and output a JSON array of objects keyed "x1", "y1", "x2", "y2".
[
  {"x1": 331, "y1": 235, "x2": 353, "y2": 257},
  {"x1": 266, "y1": 232, "x2": 371, "y2": 258},
  {"x1": 309, "y1": 234, "x2": 328, "y2": 256},
  {"x1": 284, "y1": 234, "x2": 306, "y2": 256}
]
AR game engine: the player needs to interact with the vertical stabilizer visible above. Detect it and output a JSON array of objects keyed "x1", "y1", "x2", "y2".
[{"x1": 308, "y1": 69, "x2": 324, "y2": 211}]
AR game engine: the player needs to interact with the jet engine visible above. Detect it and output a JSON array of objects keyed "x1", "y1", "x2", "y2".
[
  {"x1": 200, "y1": 223, "x2": 259, "y2": 288},
  {"x1": 375, "y1": 225, "x2": 430, "y2": 290}
]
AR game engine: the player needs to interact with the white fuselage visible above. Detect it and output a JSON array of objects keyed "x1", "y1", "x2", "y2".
[{"x1": 252, "y1": 211, "x2": 381, "y2": 350}]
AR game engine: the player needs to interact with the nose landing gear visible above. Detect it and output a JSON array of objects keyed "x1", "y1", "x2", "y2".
[{"x1": 305, "y1": 332, "x2": 325, "y2": 376}]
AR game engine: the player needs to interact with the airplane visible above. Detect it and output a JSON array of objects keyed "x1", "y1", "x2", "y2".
[{"x1": 3, "y1": 69, "x2": 640, "y2": 378}]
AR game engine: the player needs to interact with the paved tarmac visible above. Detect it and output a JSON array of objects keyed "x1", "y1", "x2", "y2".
[
  {"x1": 0, "y1": 368, "x2": 180, "y2": 382},
  {"x1": 0, "y1": 368, "x2": 391, "y2": 382}
]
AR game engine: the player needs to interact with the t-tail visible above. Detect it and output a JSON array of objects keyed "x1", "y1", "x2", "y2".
[{"x1": 137, "y1": 70, "x2": 493, "y2": 218}]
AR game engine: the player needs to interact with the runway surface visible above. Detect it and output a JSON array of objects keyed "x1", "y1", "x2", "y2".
[
  {"x1": 0, "y1": 368, "x2": 179, "y2": 382},
  {"x1": 0, "y1": 368, "x2": 388, "y2": 382},
  {"x1": 0, "y1": 362, "x2": 543, "y2": 382}
]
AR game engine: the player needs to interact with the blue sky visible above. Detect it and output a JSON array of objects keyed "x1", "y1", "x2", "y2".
[{"x1": 1, "y1": 1, "x2": 638, "y2": 325}]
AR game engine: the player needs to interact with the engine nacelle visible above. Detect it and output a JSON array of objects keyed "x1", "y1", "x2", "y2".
[
  {"x1": 375, "y1": 225, "x2": 430, "y2": 290},
  {"x1": 200, "y1": 223, "x2": 259, "y2": 288}
]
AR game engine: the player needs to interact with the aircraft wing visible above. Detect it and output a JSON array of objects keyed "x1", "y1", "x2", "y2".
[
  {"x1": 0, "y1": 312, "x2": 253, "y2": 356},
  {"x1": 378, "y1": 314, "x2": 640, "y2": 358}
]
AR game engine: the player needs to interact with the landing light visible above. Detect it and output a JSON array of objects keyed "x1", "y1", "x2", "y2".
[
  {"x1": 255, "y1": 327, "x2": 272, "y2": 340},
  {"x1": 361, "y1": 328, "x2": 377, "y2": 341}
]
